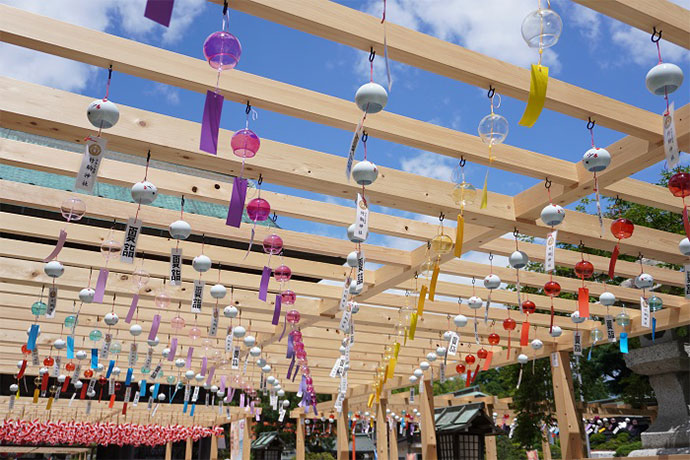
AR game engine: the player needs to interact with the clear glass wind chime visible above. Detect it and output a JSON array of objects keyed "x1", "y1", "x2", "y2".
[{"x1": 477, "y1": 87, "x2": 508, "y2": 209}]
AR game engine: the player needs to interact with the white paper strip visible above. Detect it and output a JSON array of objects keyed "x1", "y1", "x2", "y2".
[
  {"x1": 573, "y1": 331, "x2": 582, "y2": 356},
  {"x1": 605, "y1": 315, "x2": 616, "y2": 343},
  {"x1": 191, "y1": 280, "x2": 205, "y2": 313},
  {"x1": 46, "y1": 286, "x2": 58, "y2": 319},
  {"x1": 120, "y1": 218, "x2": 142, "y2": 264},
  {"x1": 170, "y1": 247, "x2": 183, "y2": 286},
  {"x1": 75, "y1": 137, "x2": 106, "y2": 193},
  {"x1": 355, "y1": 193, "x2": 369, "y2": 241},
  {"x1": 640, "y1": 297, "x2": 651, "y2": 328},
  {"x1": 663, "y1": 102, "x2": 680, "y2": 168},
  {"x1": 545, "y1": 230, "x2": 557, "y2": 273}
]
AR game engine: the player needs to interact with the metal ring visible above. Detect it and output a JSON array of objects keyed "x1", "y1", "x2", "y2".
[
  {"x1": 586, "y1": 117, "x2": 596, "y2": 130},
  {"x1": 369, "y1": 47, "x2": 376, "y2": 62},
  {"x1": 487, "y1": 86, "x2": 495, "y2": 99},
  {"x1": 651, "y1": 26, "x2": 662, "y2": 43},
  {"x1": 544, "y1": 178, "x2": 552, "y2": 190}
]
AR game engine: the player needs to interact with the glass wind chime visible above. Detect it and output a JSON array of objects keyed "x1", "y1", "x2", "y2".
[
  {"x1": 581, "y1": 119, "x2": 611, "y2": 235},
  {"x1": 608, "y1": 197, "x2": 634, "y2": 279},
  {"x1": 477, "y1": 87, "x2": 508, "y2": 209},
  {"x1": 450, "y1": 158, "x2": 476, "y2": 259},
  {"x1": 540, "y1": 179, "x2": 565, "y2": 331},
  {"x1": 635, "y1": 256, "x2": 659, "y2": 341},
  {"x1": 44, "y1": 198, "x2": 86, "y2": 263},
  {"x1": 483, "y1": 254, "x2": 501, "y2": 324},
  {"x1": 518, "y1": 0, "x2": 562, "y2": 127}
]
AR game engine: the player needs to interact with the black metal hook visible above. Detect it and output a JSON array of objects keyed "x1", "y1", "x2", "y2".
[
  {"x1": 488, "y1": 253, "x2": 493, "y2": 261},
  {"x1": 544, "y1": 177, "x2": 552, "y2": 190},
  {"x1": 651, "y1": 26, "x2": 662, "y2": 43},
  {"x1": 245, "y1": 101, "x2": 252, "y2": 114},
  {"x1": 368, "y1": 47, "x2": 376, "y2": 62},
  {"x1": 459, "y1": 156, "x2": 466, "y2": 168},
  {"x1": 614, "y1": 195, "x2": 623, "y2": 207},
  {"x1": 107, "y1": 64, "x2": 113, "y2": 80},
  {"x1": 361, "y1": 131, "x2": 368, "y2": 143},
  {"x1": 586, "y1": 117, "x2": 596, "y2": 130},
  {"x1": 146, "y1": 149, "x2": 151, "y2": 164},
  {"x1": 269, "y1": 212, "x2": 278, "y2": 224},
  {"x1": 223, "y1": 0, "x2": 229, "y2": 16},
  {"x1": 257, "y1": 173, "x2": 263, "y2": 186},
  {"x1": 487, "y1": 86, "x2": 495, "y2": 99},
  {"x1": 180, "y1": 195, "x2": 185, "y2": 209},
  {"x1": 513, "y1": 227, "x2": 519, "y2": 238},
  {"x1": 439, "y1": 212, "x2": 445, "y2": 222},
  {"x1": 578, "y1": 240, "x2": 585, "y2": 252}
]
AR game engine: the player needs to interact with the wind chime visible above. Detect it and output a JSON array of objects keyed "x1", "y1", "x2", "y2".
[
  {"x1": 77, "y1": 66, "x2": 118, "y2": 194},
  {"x1": 426, "y1": 214, "x2": 453, "y2": 301},
  {"x1": 540, "y1": 178, "x2": 565, "y2": 330},
  {"x1": 608, "y1": 198, "x2": 635, "y2": 279},
  {"x1": 668, "y1": 172, "x2": 690, "y2": 240},
  {"x1": 502, "y1": 316, "x2": 517, "y2": 360},
  {"x1": 634, "y1": 256, "x2": 657, "y2": 341},
  {"x1": 451, "y1": 158, "x2": 476, "y2": 259},
  {"x1": 581, "y1": 119, "x2": 611, "y2": 235},
  {"x1": 520, "y1": 297, "x2": 536, "y2": 347},
  {"x1": 44, "y1": 198, "x2": 86, "y2": 262},
  {"x1": 509, "y1": 229, "x2": 529, "y2": 313},
  {"x1": 477, "y1": 87, "x2": 509, "y2": 208},
  {"x1": 259, "y1": 232, "x2": 283, "y2": 302},
  {"x1": 94, "y1": 224, "x2": 122, "y2": 304},
  {"x1": 570, "y1": 309, "x2": 586, "y2": 358},
  {"x1": 516, "y1": 353, "x2": 529, "y2": 389},
  {"x1": 227, "y1": 104, "x2": 261, "y2": 228},
  {"x1": 467, "y1": 278, "x2": 483, "y2": 345},
  {"x1": 645, "y1": 27, "x2": 684, "y2": 169},
  {"x1": 575, "y1": 243, "x2": 594, "y2": 320},
  {"x1": 483, "y1": 254, "x2": 501, "y2": 323},
  {"x1": 519, "y1": 0, "x2": 562, "y2": 127}
]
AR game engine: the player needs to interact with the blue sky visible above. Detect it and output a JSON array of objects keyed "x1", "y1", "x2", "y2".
[{"x1": 2, "y1": 0, "x2": 689, "y2": 254}]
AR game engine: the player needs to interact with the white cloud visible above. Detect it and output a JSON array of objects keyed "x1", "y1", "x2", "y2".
[
  {"x1": 147, "y1": 82, "x2": 181, "y2": 105},
  {"x1": 0, "y1": 0, "x2": 204, "y2": 92},
  {"x1": 609, "y1": 21, "x2": 690, "y2": 67},
  {"x1": 400, "y1": 150, "x2": 457, "y2": 182},
  {"x1": 566, "y1": 2, "x2": 602, "y2": 42}
]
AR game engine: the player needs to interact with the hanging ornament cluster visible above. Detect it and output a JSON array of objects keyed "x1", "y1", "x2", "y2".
[
  {"x1": 518, "y1": 0, "x2": 562, "y2": 127},
  {"x1": 575, "y1": 242, "x2": 594, "y2": 320},
  {"x1": 668, "y1": 171, "x2": 690, "y2": 243},
  {"x1": 483, "y1": 254, "x2": 501, "y2": 324},
  {"x1": 646, "y1": 27, "x2": 683, "y2": 168},
  {"x1": 477, "y1": 87, "x2": 509, "y2": 209}
]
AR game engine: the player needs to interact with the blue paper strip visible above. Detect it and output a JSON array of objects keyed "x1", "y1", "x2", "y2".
[
  {"x1": 152, "y1": 382, "x2": 160, "y2": 400},
  {"x1": 183, "y1": 400, "x2": 189, "y2": 413},
  {"x1": 106, "y1": 360, "x2": 115, "y2": 378},
  {"x1": 620, "y1": 332, "x2": 628, "y2": 353},
  {"x1": 125, "y1": 368, "x2": 133, "y2": 386},
  {"x1": 66, "y1": 335, "x2": 74, "y2": 359},
  {"x1": 652, "y1": 317, "x2": 657, "y2": 342},
  {"x1": 140, "y1": 380, "x2": 147, "y2": 397},
  {"x1": 27, "y1": 324, "x2": 39, "y2": 351},
  {"x1": 190, "y1": 403, "x2": 196, "y2": 417},
  {"x1": 91, "y1": 348, "x2": 98, "y2": 369}
]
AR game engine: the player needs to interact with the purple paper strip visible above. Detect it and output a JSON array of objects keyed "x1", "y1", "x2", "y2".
[
  {"x1": 226, "y1": 177, "x2": 247, "y2": 227},
  {"x1": 286, "y1": 334, "x2": 294, "y2": 359},
  {"x1": 250, "y1": 400, "x2": 255, "y2": 415},
  {"x1": 186, "y1": 347, "x2": 194, "y2": 368},
  {"x1": 43, "y1": 229, "x2": 67, "y2": 262},
  {"x1": 219, "y1": 376, "x2": 226, "y2": 393},
  {"x1": 168, "y1": 338, "x2": 177, "y2": 361},
  {"x1": 227, "y1": 388, "x2": 235, "y2": 402},
  {"x1": 292, "y1": 364, "x2": 298, "y2": 382},
  {"x1": 313, "y1": 404, "x2": 318, "y2": 417},
  {"x1": 206, "y1": 366, "x2": 215, "y2": 386},
  {"x1": 201, "y1": 356, "x2": 208, "y2": 376},
  {"x1": 125, "y1": 294, "x2": 139, "y2": 324},
  {"x1": 240, "y1": 393, "x2": 245, "y2": 408},
  {"x1": 200, "y1": 90, "x2": 224, "y2": 154},
  {"x1": 272, "y1": 294, "x2": 282, "y2": 325},
  {"x1": 148, "y1": 314, "x2": 161, "y2": 341},
  {"x1": 279, "y1": 315, "x2": 287, "y2": 342},
  {"x1": 144, "y1": 0, "x2": 174, "y2": 27},
  {"x1": 94, "y1": 268, "x2": 109, "y2": 303},
  {"x1": 286, "y1": 356, "x2": 295, "y2": 380},
  {"x1": 258, "y1": 266, "x2": 271, "y2": 301}
]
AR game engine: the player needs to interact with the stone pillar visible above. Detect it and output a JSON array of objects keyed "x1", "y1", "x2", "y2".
[{"x1": 625, "y1": 329, "x2": 690, "y2": 454}]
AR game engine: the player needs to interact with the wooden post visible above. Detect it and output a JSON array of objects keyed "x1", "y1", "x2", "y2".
[
  {"x1": 550, "y1": 350, "x2": 584, "y2": 459},
  {"x1": 484, "y1": 436, "x2": 497, "y2": 460},
  {"x1": 210, "y1": 434, "x2": 218, "y2": 460},
  {"x1": 419, "y1": 378, "x2": 437, "y2": 460},
  {"x1": 185, "y1": 438, "x2": 193, "y2": 460},
  {"x1": 337, "y1": 398, "x2": 349, "y2": 460},
  {"x1": 165, "y1": 442, "x2": 172, "y2": 460},
  {"x1": 376, "y1": 396, "x2": 389, "y2": 460},
  {"x1": 541, "y1": 430, "x2": 553, "y2": 460},
  {"x1": 296, "y1": 414, "x2": 306, "y2": 460},
  {"x1": 242, "y1": 416, "x2": 252, "y2": 460},
  {"x1": 389, "y1": 417, "x2": 399, "y2": 460}
]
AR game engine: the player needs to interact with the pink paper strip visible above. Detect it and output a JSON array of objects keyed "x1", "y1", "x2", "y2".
[
  {"x1": 168, "y1": 338, "x2": 177, "y2": 361},
  {"x1": 226, "y1": 177, "x2": 247, "y2": 227},
  {"x1": 201, "y1": 356, "x2": 208, "y2": 376},
  {"x1": 148, "y1": 314, "x2": 161, "y2": 341},
  {"x1": 200, "y1": 90, "x2": 224, "y2": 154},
  {"x1": 219, "y1": 376, "x2": 226, "y2": 393},
  {"x1": 205, "y1": 366, "x2": 215, "y2": 386},
  {"x1": 94, "y1": 268, "x2": 109, "y2": 303},
  {"x1": 144, "y1": 0, "x2": 174, "y2": 27},
  {"x1": 258, "y1": 266, "x2": 271, "y2": 301},
  {"x1": 186, "y1": 347, "x2": 194, "y2": 368},
  {"x1": 43, "y1": 229, "x2": 67, "y2": 262},
  {"x1": 240, "y1": 393, "x2": 245, "y2": 408},
  {"x1": 272, "y1": 294, "x2": 282, "y2": 325},
  {"x1": 125, "y1": 294, "x2": 139, "y2": 323}
]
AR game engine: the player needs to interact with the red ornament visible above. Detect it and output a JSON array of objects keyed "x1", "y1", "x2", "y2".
[
  {"x1": 65, "y1": 362, "x2": 76, "y2": 372},
  {"x1": 43, "y1": 357, "x2": 54, "y2": 367},
  {"x1": 544, "y1": 281, "x2": 561, "y2": 296},
  {"x1": 21, "y1": 344, "x2": 30, "y2": 356},
  {"x1": 611, "y1": 218, "x2": 634, "y2": 240},
  {"x1": 477, "y1": 348, "x2": 488, "y2": 359},
  {"x1": 488, "y1": 333, "x2": 500, "y2": 345},
  {"x1": 98, "y1": 376, "x2": 108, "y2": 385},
  {"x1": 521, "y1": 300, "x2": 536, "y2": 315},
  {"x1": 668, "y1": 172, "x2": 690, "y2": 198},
  {"x1": 575, "y1": 260, "x2": 594, "y2": 279},
  {"x1": 455, "y1": 363, "x2": 466, "y2": 373},
  {"x1": 83, "y1": 369, "x2": 94, "y2": 378},
  {"x1": 465, "y1": 354, "x2": 476, "y2": 365},
  {"x1": 502, "y1": 318, "x2": 516, "y2": 331}
]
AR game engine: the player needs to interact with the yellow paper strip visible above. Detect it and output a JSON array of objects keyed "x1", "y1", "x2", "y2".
[
  {"x1": 32, "y1": 389, "x2": 39, "y2": 404},
  {"x1": 404, "y1": 328, "x2": 408, "y2": 346},
  {"x1": 454, "y1": 215, "x2": 464, "y2": 258},
  {"x1": 428, "y1": 263, "x2": 440, "y2": 301},
  {"x1": 367, "y1": 393, "x2": 375, "y2": 408},
  {"x1": 375, "y1": 384, "x2": 382, "y2": 403},
  {"x1": 394, "y1": 342, "x2": 400, "y2": 359},
  {"x1": 480, "y1": 169, "x2": 489, "y2": 209},
  {"x1": 46, "y1": 397, "x2": 53, "y2": 411},
  {"x1": 409, "y1": 313, "x2": 418, "y2": 340},
  {"x1": 417, "y1": 285, "x2": 427, "y2": 316},
  {"x1": 518, "y1": 64, "x2": 549, "y2": 128},
  {"x1": 387, "y1": 359, "x2": 397, "y2": 379}
]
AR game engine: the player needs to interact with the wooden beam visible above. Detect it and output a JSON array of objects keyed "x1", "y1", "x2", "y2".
[
  {"x1": 551, "y1": 351, "x2": 585, "y2": 459},
  {"x1": 242, "y1": 416, "x2": 252, "y2": 460},
  {"x1": 388, "y1": 417, "x2": 398, "y2": 460},
  {"x1": 419, "y1": 378, "x2": 437, "y2": 460},
  {"x1": 296, "y1": 414, "x2": 306, "y2": 460},
  {"x1": 224, "y1": 0, "x2": 665, "y2": 141},
  {"x1": 0, "y1": 5, "x2": 579, "y2": 184},
  {"x1": 573, "y1": 0, "x2": 690, "y2": 49},
  {"x1": 376, "y1": 396, "x2": 389, "y2": 460},
  {"x1": 165, "y1": 442, "x2": 173, "y2": 460},
  {"x1": 185, "y1": 437, "x2": 193, "y2": 460},
  {"x1": 337, "y1": 398, "x2": 349, "y2": 460}
]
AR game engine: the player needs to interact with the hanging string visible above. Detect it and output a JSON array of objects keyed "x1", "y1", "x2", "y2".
[
  {"x1": 369, "y1": 48, "x2": 375, "y2": 82},
  {"x1": 105, "y1": 65, "x2": 113, "y2": 100},
  {"x1": 134, "y1": 150, "x2": 152, "y2": 221},
  {"x1": 651, "y1": 27, "x2": 671, "y2": 115}
]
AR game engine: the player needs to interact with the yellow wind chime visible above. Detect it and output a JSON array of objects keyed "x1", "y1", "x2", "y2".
[{"x1": 451, "y1": 158, "x2": 476, "y2": 259}]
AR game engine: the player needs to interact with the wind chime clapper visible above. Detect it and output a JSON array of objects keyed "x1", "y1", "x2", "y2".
[
  {"x1": 646, "y1": 27, "x2": 684, "y2": 169},
  {"x1": 450, "y1": 157, "x2": 476, "y2": 259},
  {"x1": 477, "y1": 86, "x2": 509, "y2": 209},
  {"x1": 518, "y1": 0, "x2": 562, "y2": 127}
]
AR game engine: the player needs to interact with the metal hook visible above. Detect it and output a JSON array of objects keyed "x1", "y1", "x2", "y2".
[
  {"x1": 257, "y1": 173, "x2": 263, "y2": 186},
  {"x1": 146, "y1": 149, "x2": 151, "y2": 164},
  {"x1": 107, "y1": 64, "x2": 113, "y2": 80},
  {"x1": 544, "y1": 177, "x2": 552, "y2": 190},
  {"x1": 471, "y1": 277, "x2": 476, "y2": 285},
  {"x1": 427, "y1": 241, "x2": 431, "y2": 250},
  {"x1": 223, "y1": 0, "x2": 229, "y2": 15},
  {"x1": 361, "y1": 131, "x2": 368, "y2": 143},
  {"x1": 586, "y1": 117, "x2": 596, "y2": 130},
  {"x1": 439, "y1": 212, "x2": 445, "y2": 222},
  {"x1": 245, "y1": 101, "x2": 251, "y2": 114},
  {"x1": 578, "y1": 240, "x2": 585, "y2": 252},
  {"x1": 488, "y1": 253, "x2": 493, "y2": 261},
  {"x1": 368, "y1": 47, "x2": 376, "y2": 62},
  {"x1": 513, "y1": 227, "x2": 519, "y2": 238},
  {"x1": 459, "y1": 156, "x2": 466, "y2": 168},
  {"x1": 269, "y1": 212, "x2": 278, "y2": 224},
  {"x1": 651, "y1": 26, "x2": 662, "y2": 43},
  {"x1": 487, "y1": 86, "x2": 495, "y2": 99}
]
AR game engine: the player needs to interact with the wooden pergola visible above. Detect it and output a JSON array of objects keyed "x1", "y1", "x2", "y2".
[{"x1": 0, "y1": 1, "x2": 688, "y2": 460}]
